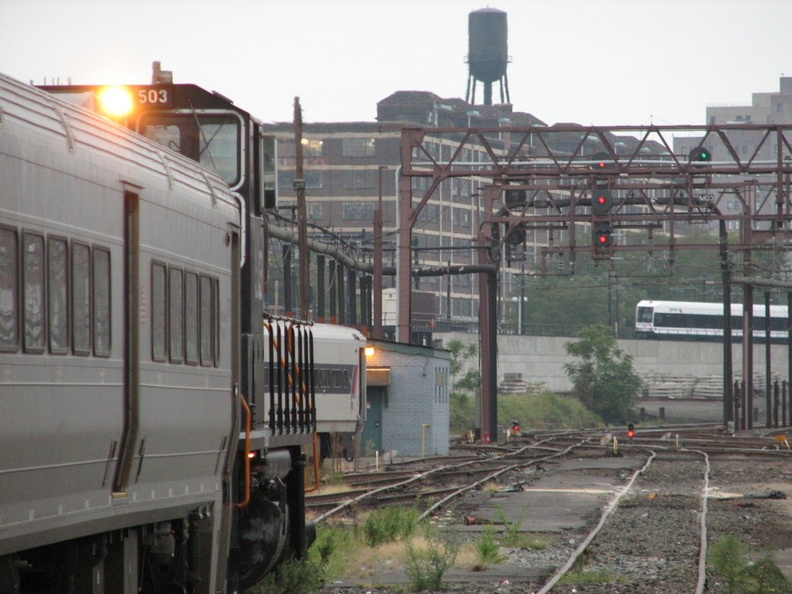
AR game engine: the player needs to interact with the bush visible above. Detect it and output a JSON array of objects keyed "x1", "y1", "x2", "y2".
[{"x1": 498, "y1": 392, "x2": 602, "y2": 431}]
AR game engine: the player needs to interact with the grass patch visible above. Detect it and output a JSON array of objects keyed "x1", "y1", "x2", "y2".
[
  {"x1": 558, "y1": 567, "x2": 621, "y2": 585},
  {"x1": 245, "y1": 555, "x2": 325, "y2": 594},
  {"x1": 363, "y1": 505, "x2": 420, "y2": 547}
]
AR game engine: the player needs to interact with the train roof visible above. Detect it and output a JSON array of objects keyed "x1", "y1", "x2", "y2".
[
  {"x1": 0, "y1": 72, "x2": 241, "y2": 218},
  {"x1": 261, "y1": 321, "x2": 366, "y2": 343}
]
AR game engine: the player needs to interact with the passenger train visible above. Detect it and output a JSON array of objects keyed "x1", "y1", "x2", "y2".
[
  {"x1": 635, "y1": 299, "x2": 790, "y2": 341},
  {"x1": 0, "y1": 72, "x2": 365, "y2": 593}
]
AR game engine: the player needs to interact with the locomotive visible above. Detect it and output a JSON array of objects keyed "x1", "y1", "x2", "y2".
[
  {"x1": 0, "y1": 70, "x2": 365, "y2": 593},
  {"x1": 39, "y1": 65, "x2": 368, "y2": 465}
]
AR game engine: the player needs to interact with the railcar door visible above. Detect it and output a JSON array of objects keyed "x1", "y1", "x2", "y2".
[{"x1": 113, "y1": 189, "x2": 140, "y2": 492}]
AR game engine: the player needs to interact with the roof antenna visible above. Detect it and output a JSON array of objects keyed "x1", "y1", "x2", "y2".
[{"x1": 152, "y1": 61, "x2": 173, "y2": 85}]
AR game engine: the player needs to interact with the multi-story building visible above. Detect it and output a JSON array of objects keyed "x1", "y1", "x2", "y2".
[
  {"x1": 706, "y1": 76, "x2": 792, "y2": 127},
  {"x1": 264, "y1": 93, "x2": 546, "y2": 330},
  {"x1": 674, "y1": 76, "x2": 792, "y2": 234},
  {"x1": 266, "y1": 91, "x2": 680, "y2": 332}
]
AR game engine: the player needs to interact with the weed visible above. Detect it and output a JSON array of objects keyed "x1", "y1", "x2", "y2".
[
  {"x1": 307, "y1": 523, "x2": 363, "y2": 581},
  {"x1": 491, "y1": 503, "x2": 547, "y2": 549},
  {"x1": 709, "y1": 534, "x2": 748, "y2": 594},
  {"x1": 404, "y1": 530, "x2": 459, "y2": 591},
  {"x1": 473, "y1": 525, "x2": 505, "y2": 569},
  {"x1": 741, "y1": 556, "x2": 792, "y2": 593},
  {"x1": 709, "y1": 534, "x2": 791, "y2": 594}
]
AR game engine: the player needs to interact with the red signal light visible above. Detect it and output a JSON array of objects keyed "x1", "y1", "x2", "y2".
[
  {"x1": 627, "y1": 424, "x2": 635, "y2": 439},
  {"x1": 591, "y1": 188, "x2": 613, "y2": 216},
  {"x1": 590, "y1": 152, "x2": 611, "y2": 171}
]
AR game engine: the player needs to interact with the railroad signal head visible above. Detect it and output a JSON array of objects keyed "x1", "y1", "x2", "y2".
[
  {"x1": 689, "y1": 147, "x2": 712, "y2": 163},
  {"x1": 590, "y1": 151, "x2": 611, "y2": 170},
  {"x1": 591, "y1": 188, "x2": 613, "y2": 216},
  {"x1": 627, "y1": 423, "x2": 635, "y2": 439},
  {"x1": 592, "y1": 223, "x2": 613, "y2": 249},
  {"x1": 512, "y1": 420, "x2": 521, "y2": 434}
]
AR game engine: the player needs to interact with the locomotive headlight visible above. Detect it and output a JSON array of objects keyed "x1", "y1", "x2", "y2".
[
  {"x1": 364, "y1": 345, "x2": 375, "y2": 357},
  {"x1": 96, "y1": 86, "x2": 134, "y2": 118}
]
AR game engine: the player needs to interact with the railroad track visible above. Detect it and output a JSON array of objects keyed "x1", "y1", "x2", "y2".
[
  {"x1": 314, "y1": 427, "x2": 792, "y2": 593},
  {"x1": 308, "y1": 437, "x2": 584, "y2": 520}
]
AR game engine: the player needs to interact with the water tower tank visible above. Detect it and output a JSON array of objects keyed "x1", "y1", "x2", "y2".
[{"x1": 468, "y1": 8, "x2": 508, "y2": 84}]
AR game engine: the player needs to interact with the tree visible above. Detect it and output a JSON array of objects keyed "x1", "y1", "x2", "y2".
[
  {"x1": 446, "y1": 339, "x2": 480, "y2": 433},
  {"x1": 563, "y1": 325, "x2": 642, "y2": 424}
]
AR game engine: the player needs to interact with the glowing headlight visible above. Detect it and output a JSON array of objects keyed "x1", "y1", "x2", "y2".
[{"x1": 96, "y1": 86, "x2": 134, "y2": 118}]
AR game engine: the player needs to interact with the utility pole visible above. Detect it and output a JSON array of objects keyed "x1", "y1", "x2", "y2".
[{"x1": 293, "y1": 97, "x2": 310, "y2": 320}]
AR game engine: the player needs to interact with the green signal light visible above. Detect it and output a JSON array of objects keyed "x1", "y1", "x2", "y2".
[{"x1": 689, "y1": 147, "x2": 712, "y2": 163}]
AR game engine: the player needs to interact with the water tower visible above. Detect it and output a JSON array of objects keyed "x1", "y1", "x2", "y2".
[{"x1": 465, "y1": 7, "x2": 511, "y2": 106}]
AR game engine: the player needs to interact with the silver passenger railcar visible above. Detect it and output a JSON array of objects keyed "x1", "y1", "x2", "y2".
[
  {"x1": 0, "y1": 73, "x2": 313, "y2": 593},
  {"x1": 635, "y1": 299, "x2": 789, "y2": 341}
]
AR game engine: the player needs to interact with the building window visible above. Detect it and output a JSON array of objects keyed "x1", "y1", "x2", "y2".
[
  {"x1": 342, "y1": 138, "x2": 376, "y2": 157},
  {"x1": 307, "y1": 202, "x2": 324, "y2": 221},
  {"x1": 302, "y1": 138, "x2": 324, "y2": 157},
  {"x1": 278, "y1": 170, "x2": 323, "y2": 190},
  {"x1": 342, "y1": 201, "x2": 375, "y2": 220},
  {"x1": 343, "y1": 170, "x2": 376, "y2": 190}
]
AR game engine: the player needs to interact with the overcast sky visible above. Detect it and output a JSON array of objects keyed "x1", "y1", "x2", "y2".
[{"x1": 1, "y1": 0, "x2": 790, "y2": 127}]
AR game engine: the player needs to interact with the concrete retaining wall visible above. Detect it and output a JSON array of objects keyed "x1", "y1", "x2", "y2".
[{"x1": 435, "y1": 332, "x2": 790, "y2": 396}]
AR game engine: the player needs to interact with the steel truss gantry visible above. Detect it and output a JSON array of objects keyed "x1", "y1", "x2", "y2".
[{"x1": 397, "y1": 124, "x2": 792, "y2": 438}]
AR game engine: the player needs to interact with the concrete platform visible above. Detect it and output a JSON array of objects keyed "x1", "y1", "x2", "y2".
[{"x1": 465, "y1": 456, "x2": 643, "y2": 533}]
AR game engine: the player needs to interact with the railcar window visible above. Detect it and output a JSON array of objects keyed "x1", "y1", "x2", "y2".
[
  {"x1": 93, "y1": 247, "x2": 111, "y2": 357},
  {"x1": 185, "y1": 271, "x2": 199, "y2": 365},
  {"x1": 47, "y1": 237, "x2": 69, "y2": 353},
  {"x1": 636, "y1": 307, "x2": 653, "y2": 324},
  {"x1": 151, "y1": 263, "x2": 167, "y2": 361},
  {"x1": 139, "y1": 114, "x2": 241, "y2": 188},
  {"x1": 213, "y1": 278, "x2": 219, "y2": 366},
  {"x1": 72, "y1": 242, "x2": 91, "y2": 355},
  {"x1": 22, "y1": 232, "x2": 45, "y2": 353},
  {"x1": 200, "y1": 274, "x2": 213, "y2": 366},
  {"x1": 169, "y1": 267, "x2": 184, "y2": 363},
  {"x1": 151, "y1": 263, "x2": 217, "y2": 367},
  {"x1": 0, "y1": 227, "x2": 18, "y2": 351}
]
